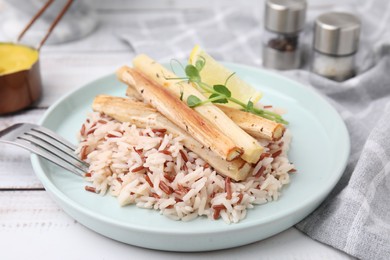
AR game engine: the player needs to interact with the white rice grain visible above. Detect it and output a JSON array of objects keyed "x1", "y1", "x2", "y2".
[{"x1": 78, "y1": 112, "x2": 295, "y2": 224}]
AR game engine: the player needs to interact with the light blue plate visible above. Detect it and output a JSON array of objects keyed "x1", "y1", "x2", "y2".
[{"x1": 31, "y1": 63, "x2": 350, "y2": 251}]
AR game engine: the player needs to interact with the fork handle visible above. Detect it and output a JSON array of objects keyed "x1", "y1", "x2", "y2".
[{"x1": 0, "y1": 138, "x2": 85, "y2": 177}]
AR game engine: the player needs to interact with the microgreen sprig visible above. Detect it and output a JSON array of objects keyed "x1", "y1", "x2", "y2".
[{"x1": 166, "y1": 58, "x2": 288, "y2": 125}]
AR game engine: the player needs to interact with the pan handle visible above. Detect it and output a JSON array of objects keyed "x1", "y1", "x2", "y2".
[{"x1": 16, "y1": 0, "x2": 74, "y2": 50}]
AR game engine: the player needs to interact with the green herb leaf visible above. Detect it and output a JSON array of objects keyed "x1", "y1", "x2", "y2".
[
  {"x1": 209, "y1": 93, "x2": 228, "y2": 104},
  {"x1": 224, "y1": 72, "x2": 236, "y2": 86},
  {"x1": 246, "y1": 100, "x2": 254, "y2": 112},
  {"x1": 213, "y1": 85, "x2": 231, "y2": 97},
  {"x1": 195, "y1": 56, "x2": 206, "y2": 71},
  {"x1": 168, "y1": 58, "x2": 288, "y2": 124},
  {"x1": 187, "y1": 95, "x2": 202, "y2": 107},
  {"x1": 185, "y1": 65, "x2": 201, "y2": 82}
]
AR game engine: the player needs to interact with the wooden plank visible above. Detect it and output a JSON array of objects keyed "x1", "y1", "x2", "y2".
[
  {"x1": 0, "y1": 145, "x2": 43, "y2": 189},
  {"x1": 0, "y1": 109, "x2": 46, "y2": 189},
  {"x1": 0, "y1": 190, "x2": 352, "y2": 259},
  {"x1": 37, "y1": 51, "x2": 133, "y2": 107}
]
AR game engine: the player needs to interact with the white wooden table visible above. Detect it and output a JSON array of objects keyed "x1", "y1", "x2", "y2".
[{"x1": 0, "y1": 1, "x2": 354, "y2": 259}]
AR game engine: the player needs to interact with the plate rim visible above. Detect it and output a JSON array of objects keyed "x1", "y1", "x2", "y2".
[{"x1": 31, "y1": 62, "x2": 350, "y2": 236}]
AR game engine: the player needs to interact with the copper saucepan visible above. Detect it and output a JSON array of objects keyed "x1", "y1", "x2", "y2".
[{"x1": 0, "y1": 0, "x2": 73, "y2": 115}]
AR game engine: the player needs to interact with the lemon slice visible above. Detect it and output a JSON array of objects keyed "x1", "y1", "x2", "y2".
[{"x1": 189, "y1": 45, "x2": 262, "y2": 108}]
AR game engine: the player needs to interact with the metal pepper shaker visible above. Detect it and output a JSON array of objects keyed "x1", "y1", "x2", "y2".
[
  {"x1": 262, "y1": 0, "x2": 307, "y2": 70},
  {"x1": 312, "y1": 12, "x2": 361, "y2": 81}
]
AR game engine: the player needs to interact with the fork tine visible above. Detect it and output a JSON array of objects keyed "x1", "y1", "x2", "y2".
[
  {"x1": 14, "y1": 138, "x2": 85, "y2": 176},
  {"x1": 26, "y1": 129, "x2": 87, "y2": 167},
  {"x1": 32, "y1": 125, "x2": 77, "y2": 150},
  {"x1": 18, "y1": 133, "x2": 89, "y2": 173}
]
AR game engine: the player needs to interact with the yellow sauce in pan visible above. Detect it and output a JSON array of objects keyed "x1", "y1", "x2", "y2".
[{"x1": 0, "y1": 43, "x2": 39, "y2": 75}]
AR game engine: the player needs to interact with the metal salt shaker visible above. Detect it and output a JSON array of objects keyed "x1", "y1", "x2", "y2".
[
  {"x1": 263, "y1": 0, "x2": 307, "y2": 70},
  {"x1": 312, "y1": 12, "x2": 361, "y2": 81}
]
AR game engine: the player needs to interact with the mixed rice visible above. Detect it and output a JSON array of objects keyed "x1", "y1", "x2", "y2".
[{"x1": 77, "y1": 112, "x2": 295, "y2": 224}]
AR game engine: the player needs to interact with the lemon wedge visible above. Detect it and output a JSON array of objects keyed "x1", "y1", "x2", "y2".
[{"x1": 189, "y1": 45, "x2": 262, "y2": 108}]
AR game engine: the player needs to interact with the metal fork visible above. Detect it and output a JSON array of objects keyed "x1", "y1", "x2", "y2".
[{"x1": 0, "y1": 123, "x2": 88, "y2": 176}]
